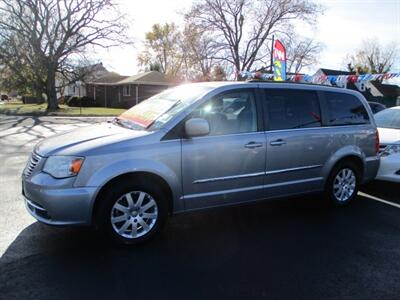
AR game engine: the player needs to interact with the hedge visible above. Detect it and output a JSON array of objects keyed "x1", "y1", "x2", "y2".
[{"x1": 66, "y1": 96, "x2": 98, "y2": 107}]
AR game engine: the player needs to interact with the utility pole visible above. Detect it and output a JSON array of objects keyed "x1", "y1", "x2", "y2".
[
  {"x1": 76, "y1": 81, "x2": 82, "y2": 115},
  {"x1": 270, "y1": 35, "x2": 275, "y2": 74}
]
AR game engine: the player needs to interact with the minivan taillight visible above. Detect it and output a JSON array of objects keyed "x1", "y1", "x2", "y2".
[{"x1": 375, "y1": 130, "x2": 380, "y2": 155}]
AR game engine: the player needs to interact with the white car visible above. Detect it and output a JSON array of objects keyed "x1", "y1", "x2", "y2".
[{"x1": 375, "y1": 106, "x2": 400, "y2": 183}]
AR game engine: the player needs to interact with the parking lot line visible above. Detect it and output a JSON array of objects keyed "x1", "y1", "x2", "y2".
[{"x1": 358, "y1": 192, "x2": 400, "y2": 209}]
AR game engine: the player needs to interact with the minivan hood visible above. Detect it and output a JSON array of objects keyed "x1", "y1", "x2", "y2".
[
  {"x1": 35, "y1": 122, "x2": 150, "y2": 156},
  {"x1": 378, "y1": 127, "x2": 400, "y2": 145}
]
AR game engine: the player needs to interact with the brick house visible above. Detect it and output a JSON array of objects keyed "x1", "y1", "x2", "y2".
[{"x1": 86, "y1": 71, "x2": 173, "y2": 108}]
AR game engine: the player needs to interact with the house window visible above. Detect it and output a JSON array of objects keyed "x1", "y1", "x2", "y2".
[{"x1": 123, "y1": 85, "x2": 131, "y2": 96}]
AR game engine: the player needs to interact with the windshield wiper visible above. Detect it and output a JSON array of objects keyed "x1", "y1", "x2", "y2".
[
  {"x1": 111, "y1": 117, "x2": 140, "y2": 130},
  {"x1": 112, "y1": 117, "x2": 127, "y2": 128}
]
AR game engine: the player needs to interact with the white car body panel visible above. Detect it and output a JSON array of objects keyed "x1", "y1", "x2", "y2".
[
  {"x1": 378, "y1": 127, "x2": 400, "y2": 145},
  {"x1": 376, "y1": 112, "x2": 400, "y2": 183}
]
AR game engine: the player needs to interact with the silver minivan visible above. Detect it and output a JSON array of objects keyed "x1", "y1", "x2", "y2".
[{"x1": 23, "y1": 82, "x2": 380, "y2": 244}]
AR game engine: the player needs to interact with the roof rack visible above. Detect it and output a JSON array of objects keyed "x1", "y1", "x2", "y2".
[{"x1": 245, "y1": 79, "x2": 343, "y2": 88}]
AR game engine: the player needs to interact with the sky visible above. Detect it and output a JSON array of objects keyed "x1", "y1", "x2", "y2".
[{"x1": 97, "y1": 0, "x2": 400, "y2": 77}]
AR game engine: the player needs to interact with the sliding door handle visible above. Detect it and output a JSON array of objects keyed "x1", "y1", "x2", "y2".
[
  {"x1": 270, "y1": 139, "x2": 286, "y2": 146},
  {"x1": 245, "y1": 142, "x2": 263, "y2": 149}
]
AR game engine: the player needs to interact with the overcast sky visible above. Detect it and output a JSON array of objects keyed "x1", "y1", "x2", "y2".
[{"x1": 97, "y1": 0, "x2": 400, "y2": 77}]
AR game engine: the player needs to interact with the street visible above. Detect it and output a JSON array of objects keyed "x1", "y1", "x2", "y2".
[{"x1": 0, "y1": 115, "x2": 399, "y2": 299}]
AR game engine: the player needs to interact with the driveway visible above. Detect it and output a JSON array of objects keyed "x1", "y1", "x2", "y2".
[{"x1": 0, "y1": 115, "x2": 399, "y2": 299}]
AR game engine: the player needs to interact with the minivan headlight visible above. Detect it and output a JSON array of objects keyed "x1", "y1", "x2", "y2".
[
  {"x1": 43, "y1": 156, "x2": 84, "y2": 178},
  {"x1": 381, "y1": 144, "x2": 400, "y2": 157}
]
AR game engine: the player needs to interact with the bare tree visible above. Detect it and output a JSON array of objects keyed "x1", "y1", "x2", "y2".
[
  {"x1": 139, "y1": 21, "x2": 229, "y2": 82},
  {"x1": 57, "y1": 57, "x2": 101, "y2": 87},
  {"x1": 210, "y1": 64, "x2": 227, "y2": 81},
  {"x1": 0, "y1": 0, "x2": 130, "y2": 110},
  {"x1": 181, "y1": 23, "x2": 221, "y2": 80},
  {"x1": 345, "y1": 39, "x2": 398, "y2": 74},
  {"x1": 285, "y1": 36, "x2": 323, "y2": 73},
  {"x1": 185, "y1": 0, "x2": 321, "y2": 75}
]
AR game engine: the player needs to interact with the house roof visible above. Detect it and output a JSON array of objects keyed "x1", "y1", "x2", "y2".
[
  {"x1": 117, "y1": 71, "x2": 170, "y2": 86},
  {"x1": 80, "y1": 63, "x2": 110, "y2": 81},
  {"x1": 369, "y1": 82, "x2": 400, "y2": 98},
  {"x1": 90, "y1": 72, "x2": 129, "y2": 84},
  {"x1": 79, "y1": 62, "x2": 108, "y2": 74},
  {"x1": 317, "y1": 68, "x2": 355, "y2": 76},
  {"x1": 88, "y1": 71, "x2": 170, "y2": 86}
]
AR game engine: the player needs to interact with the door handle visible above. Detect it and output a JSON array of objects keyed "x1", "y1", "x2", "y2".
[
  {"x1": 245, "y1": 142, "x2": 263, "y2": 149},
  {"x1": 270, "y1": 139, "x2": 286, "y2": 146}
]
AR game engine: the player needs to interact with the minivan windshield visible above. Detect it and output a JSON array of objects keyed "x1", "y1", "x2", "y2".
[
  {"x1": 374, "y1": 108, "x2": 400, "y2": 129},
  {"x1": 115, "y1": 85, "x2": 211, "y2": 130}
]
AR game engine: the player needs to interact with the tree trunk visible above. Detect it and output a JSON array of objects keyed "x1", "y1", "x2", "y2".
[
  {"x1": 33, "y1": 80, "x2": 44, "y2": 104},
  {"x1": 35, "y1": 89, "x2": 43, "y2": 104},
  {"x1": 46, "y1": 65, "x2": 58, "y2": 111}
]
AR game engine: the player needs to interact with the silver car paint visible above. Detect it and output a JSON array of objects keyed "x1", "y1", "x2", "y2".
[
  {"x1": 181, "y1": 131, "x2": 266, "y2": 210},
  {"x1": 22, "y1": 82, "x2": 380, "y2": 225}
]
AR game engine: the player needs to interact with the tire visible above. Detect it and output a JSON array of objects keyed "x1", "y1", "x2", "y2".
[
  {"x1": 96, "y1": 179, "x2": 168, "y2": 245},
  {"x1": 325, "y1": 161, "x2": 361, "y2": 206}
]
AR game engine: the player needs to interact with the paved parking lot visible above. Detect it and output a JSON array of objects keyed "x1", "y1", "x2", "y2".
[{"x1": 0, "y1": 115, "x2": 399, "y2": 299}]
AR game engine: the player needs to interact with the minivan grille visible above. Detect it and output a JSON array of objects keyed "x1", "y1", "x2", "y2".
[{"x1": 24, "y1": 152, "x2": 42, "y2": 177}]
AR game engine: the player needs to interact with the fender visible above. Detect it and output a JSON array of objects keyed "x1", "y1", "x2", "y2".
[
  {"x1": 75, "y1": 157, "x2": 184, "y2": 212},
  {"x1": 321, "y1": 145, "x2": 365, "y2": 184}
]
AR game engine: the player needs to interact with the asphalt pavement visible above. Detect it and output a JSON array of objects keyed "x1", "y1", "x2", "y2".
[{"x1": 0, "y1": 115, "x2": 399, "y2": 300}]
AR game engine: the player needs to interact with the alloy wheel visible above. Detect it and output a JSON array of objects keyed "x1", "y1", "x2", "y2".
[
  {"x1": 110, "y1": 191, "x2": 158, "y2": 239},
  {"x1": 333, "y1": 168, "x2": 356, "y2": 202}
]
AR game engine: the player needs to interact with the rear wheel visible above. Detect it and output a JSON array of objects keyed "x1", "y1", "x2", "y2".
[
  {"x1": 325, "y1": 161, "x2": 361, "y2": 206},
  {"x1": 97, "y1": 180, "x2": 168, "y2": 245}
]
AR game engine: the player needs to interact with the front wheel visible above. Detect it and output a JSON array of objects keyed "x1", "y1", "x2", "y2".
[
  {"x1": 97, "y1": 180, "x2": 168, "y2": 245},
  {"x1": 325, "y1": 162, "x2": 361, "y2": 206}
]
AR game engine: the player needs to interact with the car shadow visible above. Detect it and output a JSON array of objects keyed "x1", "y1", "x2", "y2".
[{"x1": 1, "y1": 194, "x2": 400, "y2": 299}]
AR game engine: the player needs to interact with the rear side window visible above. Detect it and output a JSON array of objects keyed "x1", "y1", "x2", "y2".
[
  {"x1": 263, "y1": 89, "x2": 322, "y2": 130},
  {"x1": 324, "y1": 92, "x2": 369, "y2": 125}
]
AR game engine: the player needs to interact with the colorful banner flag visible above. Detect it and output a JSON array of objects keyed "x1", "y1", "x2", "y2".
[
  {"x1": 239, "y1": 71, "x2": 400, "y2": 86},
  {"x1": 273, "y1": 40, "x2": 286, "y2": 81}
]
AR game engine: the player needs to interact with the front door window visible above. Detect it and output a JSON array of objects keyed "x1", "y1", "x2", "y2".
[{"x1": 191, "y1": 90, "x2": 258, "y2": 135}]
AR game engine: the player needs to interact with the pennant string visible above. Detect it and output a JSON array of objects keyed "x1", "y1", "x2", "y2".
[{"x1": 238, "y1": 71, "x2": 400, "y2": 85}]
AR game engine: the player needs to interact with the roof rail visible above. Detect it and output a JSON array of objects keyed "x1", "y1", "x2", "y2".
[{"x1": 245, "y1": 79, "x2": 343, "y2": 88}]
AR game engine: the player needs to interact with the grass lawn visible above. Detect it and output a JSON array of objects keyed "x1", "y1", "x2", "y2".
[{"x1": 0, "y1": 102, "x2": 126, "y2": 116}]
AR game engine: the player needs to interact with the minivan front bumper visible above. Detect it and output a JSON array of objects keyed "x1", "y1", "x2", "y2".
[{"x1": 22, "y1": 174, "x2": 97, "y2": 226}]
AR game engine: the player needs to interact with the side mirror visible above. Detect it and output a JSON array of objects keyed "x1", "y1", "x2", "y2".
[{"x1": 185, "y1": 118, "x2": 210, "y2": 138}]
